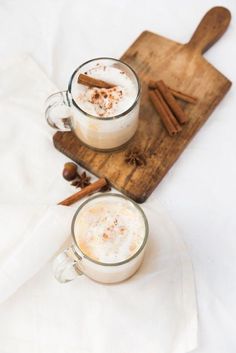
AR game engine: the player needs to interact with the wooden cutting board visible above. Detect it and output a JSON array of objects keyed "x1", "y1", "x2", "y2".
[{"x1": 53, "y1": 7, "x2": 232, "y2": 203}]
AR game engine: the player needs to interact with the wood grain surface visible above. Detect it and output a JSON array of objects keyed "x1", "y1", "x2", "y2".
[{"x1": 53, "y1": 7, "x2": 232, "y2": 203}]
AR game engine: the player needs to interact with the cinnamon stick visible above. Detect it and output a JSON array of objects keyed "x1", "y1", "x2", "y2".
[
  {"x1": 78, "y1": 74, "x2": 115, "y2": 89},
  {"x1": 149, "y1": 89, "x2": 181, "y2": 136},
  {"x1": 148, "y1": 80, "x2": 160, "y2": 89},
  {"x1": 148, "y1": 80, "x2": 197, "y2": 104},
  {"x1": 156, "y1": 80, "x2": 189, "y2": 124},
  {"x1": 58, "y1": 177, "x2": 107, "y2": 206},
  {"x1": 167, "y1": 87, "x2": 197, "y2": 105},
  {"x1": 155, "y1": 89, "x2": 182, "y2": 133}
]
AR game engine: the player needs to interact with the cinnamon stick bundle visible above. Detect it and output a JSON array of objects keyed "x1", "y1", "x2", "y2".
[
  {"x1": 78, "y1": 74, "x2": 115, "y2": 89},
  {"x1": 155, "y1": 80, "x2": 189, "y2": 124},
  {"x1": 149, "y1": 89, "x2": 182, "y2": 136},
  {"x1": 149, "y1": 80, "x2": 197, "y2": 104}
]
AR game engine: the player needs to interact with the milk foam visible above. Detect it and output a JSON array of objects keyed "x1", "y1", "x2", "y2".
[
  {"x1": 74, "y1": 196, "x2": 146, "y2": 263},
  {"x1": 72, "y1": 64, "x2": 137, "y2": 118}
]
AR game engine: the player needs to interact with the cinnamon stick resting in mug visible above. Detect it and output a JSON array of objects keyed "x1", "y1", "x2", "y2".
[{"x1": 78, "y1": 74, "x2": 115, "y2": 89}]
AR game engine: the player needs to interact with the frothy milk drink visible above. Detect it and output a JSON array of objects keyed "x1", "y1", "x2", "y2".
[
  {"x1": 70, "y1": 62, "x2": 139, "y2": 150},
  {"x1": 73, "y1": 195, "x2": 147, "y2": 283}
]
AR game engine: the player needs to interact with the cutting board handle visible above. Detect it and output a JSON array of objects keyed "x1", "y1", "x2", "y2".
[{"x1": 187, "y1": 6, "x2": 231, "y2": 54}]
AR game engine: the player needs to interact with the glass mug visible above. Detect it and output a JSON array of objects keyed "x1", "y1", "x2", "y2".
[
  {"x1": 45, "y1": 57, "x2": 141, "y2": 152},
  {"x1": 53, "y1": 193, "x2": 148, "y2": 284}
]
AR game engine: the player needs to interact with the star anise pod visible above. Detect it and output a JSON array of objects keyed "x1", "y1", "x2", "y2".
[
  {"x1": 71, "y1": 179, "x2": 80, "y2": 187},
  {"x1": 71, "y1": 171, "x2": 91, "y2": 188},
  {"x1": 125, "y1": 148, "x2": 146, "y2": 167}
]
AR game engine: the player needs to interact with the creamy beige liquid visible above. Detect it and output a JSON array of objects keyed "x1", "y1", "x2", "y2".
[
  {"x1": 70, "y1": 62, "x2": 140, "y2": 150},
  {"x1": 74, "y1": 195, "x2": 146, "y2": 264}
]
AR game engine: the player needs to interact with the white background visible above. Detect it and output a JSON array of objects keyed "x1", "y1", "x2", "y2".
[{"x1": 0, "y1": 0, "x2": 235, "y2": 351}]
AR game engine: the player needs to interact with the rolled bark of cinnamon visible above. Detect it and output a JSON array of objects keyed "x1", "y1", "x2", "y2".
[
  {"x1": 156, "y1": 80, "x2": 189, "y2": 124},
  {"x1": 167, "y1": 87, "x2": 197, "y2": 105},
  {"x1": 58, "y1": 177, "x2": 107, "y2": 206},
  {"x1": 149, "y1": 80, "x2": 197, "y2": 105},
  {"x1": 149, "y1": 89, "x2": 181, "y2": 136},
  {"x1": 78, "y1": 74, "x2": 115, "y2": 89}
]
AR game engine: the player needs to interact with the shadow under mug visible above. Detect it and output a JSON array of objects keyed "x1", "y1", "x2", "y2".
[
  {"x1": 45, "y1": 57, "x2": 141, "y2": 152},
  {"x1": 53, "y1": 193, "x2": 149, "y2": 284}
]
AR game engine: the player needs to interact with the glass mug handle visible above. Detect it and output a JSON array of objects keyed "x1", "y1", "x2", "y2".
[
  {"x1": 45, "y1": 91, "x2": 72, "y2": 131},
  {"x1": 53, "y1": 245, "x2": 83, "y2": 283}
]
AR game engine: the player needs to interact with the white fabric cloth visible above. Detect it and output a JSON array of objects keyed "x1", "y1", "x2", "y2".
[
  {"x1": 0, "y1": 55, "x2": 197, "y2": 353},
  {"x1": 0, "y1": 0, "x2": 236, "y2": 352},
  {"x1": 0, "y1": 55, "x2": 78, "y2": 302},
  {"x1": 0, "y1": 205, "x2": 197, "y2": 353}
]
